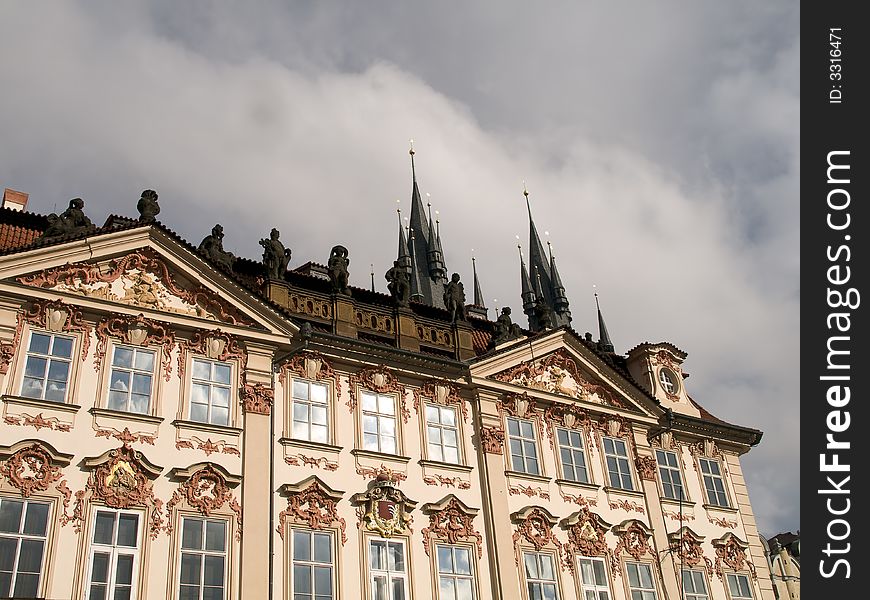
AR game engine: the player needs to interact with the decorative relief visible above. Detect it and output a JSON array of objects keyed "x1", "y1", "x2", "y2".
[
  {"x1": 713, "y1": 534, "x2": 757, "y2": 580},
  {"x1": 285, "y1": 455, "x2": 339, "y2": 471},
  {"x1": 0, "y1": 444, "x2": 64, "y2": 497},
  {"x1": 652, "y1": 349, "x2": 682, "y2": 373},
  {"x1": 280, "y1": 351, "x2": 342, "y2": 399},
  {"x1": 284, "y1": 293, "x2": 333, "y2": 321},
  {"x1": 479, "y1": 426, "x2": 505, "y2": 454},
  {"x1": 708, "y1": 516, "x2": 737, "y2": 529},
  {"x1": 416, "y1": 325, "x2": 453, "y2": 348},
  {"x1": 95, "y1": 427, "x2": 156, "y2": 446},
  {"x1": 635, "y1": 455, "x2": 657, "y2": 481},
  {"x1": 509, "y1": 485, "x2": 550, "y2": 500},
  {"x1": 178, "y1": 329, "x2": 247, "y2": 387},
  {"x1": 594, "y1": 414, "x2": 632, "y2": 439},
  {"x1": 94, "y1": 313, "x2": 175, "y2": 380},
  {"x1": 543, "y1": 404, "x2": 594, "y2": 449},
  {"x1": 174, "y1": 439, "x2": 240, "y2": 456},
  {"x1": 0, "y1": 340, "x2": 14, "y2": 374},
  {"x1": 413, "y1": 379, "x2": 468, "y2": 422},
  {"x1": 559, "y1": 490, "x2": 598, "y2": 508},
  {"x1": 608, "y1": 499, "x2": 645, "y2": 514},
  {"x1": 561, "y1": 508, "x2": 612, "y2": 569},
  {"x1": 4, "y1": 413, "x2": 71, "y2": 432},
  {"x1": 492, "y1": 349, "x2": 624, "y2": 407},
  {"x1": 347, "y1": 365, "x2": 409, "y2": 423},
  {"x1": 356, "y1": 310, "x2": 395, "y2": 336},
  {"x1": 421, "y1": 497, "x2": 483, "y2": 557},
  {"x1": 668, "y1": 528, "x2": 712, "y2": 571},
  {"x1": 165, "y1": 465, "x2": 239, "y2": 537},
  {"x1": 55, "y1": 480, "x2": 78, "y2": 527},
  {"x1": 17, "y1": 249, "x2": 255, "y2": 325},
  {"x1": 240, "y1": 382, "x2": 273, "y2": 416},
  {"x1": 278, "y1": 479, "x2": 347, "y2": 544},
  {"x1": 511, "y1": 508, "x2": 563, "y2": 566},
  {"x1": 663, "y1": 510, "x2": 695, "y2": 523},
  {"x1": 611, "y1": 520, "x2": 654, "y2": 578},
  {"x1": 422, "y1": 474, "x2": 471, "y2": 490},
  {"x1": 14, "y1": 298, "x2": 91, "y2": 362},
  {"x1": 352, "y1": 478, "x2": 416, "y2": 538},
  {"x1": 356, "y1": 465, "x2": 407, "y2": 482}
]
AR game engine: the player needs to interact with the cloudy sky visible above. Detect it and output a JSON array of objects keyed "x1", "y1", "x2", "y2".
[{"x1": 0, "y1": 2, "x2": 798, "y2": 537}]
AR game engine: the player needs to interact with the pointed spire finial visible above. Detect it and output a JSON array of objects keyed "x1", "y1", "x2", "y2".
[
  {"x1": 409, "y1": 138, "x2": 417, "y2": 182},
  {"x1": 371, "y1": 264, "x2": 375, "y2": 293},
  {"x1": 593, "y1": 285, "x2": 615, "y2": 353}
]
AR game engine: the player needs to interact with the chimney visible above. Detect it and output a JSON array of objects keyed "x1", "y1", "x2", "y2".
[{"x1": 2, "y1": 188, "x2": 29, "y2": 211}]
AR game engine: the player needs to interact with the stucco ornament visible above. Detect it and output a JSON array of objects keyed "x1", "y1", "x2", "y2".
[
  {"x1": 421, "y1": 497, "x2": 483, "y2": 557},
  {"x1": 278, "y1": 479, "x2": 347, "y2": 544},
  {"x1": 0, "y1": 444, "x2": 64, "y2": 498},
  {"x1": 353, "y1": 478, "x2": 416, "y2": 538}
]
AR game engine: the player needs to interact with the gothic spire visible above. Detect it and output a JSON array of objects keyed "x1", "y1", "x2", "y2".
[
  {"x1": 518, "y1": 242, "x2": 536, "y2": 320},
  {"x1": 472, "y1": 255, "x2": 485, "y2": 308},
  {"x1": 408, "y1": 227, "x2": 424, "y2": 302},
  {"x1": 396, "y1": 208, "x2": 411, "y2": 271},
  {"x1": 548, "y1": 241, "x2": 571, "y2": 322},
  {"x1": 595, "y1": 290, "x2": 614, "y2": 353}
]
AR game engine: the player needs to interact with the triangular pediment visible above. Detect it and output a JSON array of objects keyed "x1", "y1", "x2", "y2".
[
  {"x1": 472, "y1": 329, "x2": 661, "y2": 418},
  {"x1": 0, "y1": 226, "x2": 296, "y2": 336}
]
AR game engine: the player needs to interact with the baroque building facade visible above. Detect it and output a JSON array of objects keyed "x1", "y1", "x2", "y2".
[{"x1": 0, "y1": 179, "x2": 773, "y2": 600}]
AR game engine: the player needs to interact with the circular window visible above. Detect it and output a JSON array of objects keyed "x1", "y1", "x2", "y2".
[{"x1": 658, "y1": 368, "x2": 679, "y2": 395}]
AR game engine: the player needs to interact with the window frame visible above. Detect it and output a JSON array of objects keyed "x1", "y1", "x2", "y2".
[
  {"x1": 520, "y1": 550, "x2": 561, "y2": 600},
  {"x1": 724, "y1": 572, "x2": 754, "y2": 600},
  {"x1": 0, "y1": 496, "x2": 51, "y2": 599},
  {"x1": 623, "y1": 560, "x2": 659, "y2": 600},
  {"x1": 433, "y1": 543, "x2": 477, "y2": 600},
  {"x1": 177, "y1": 515, "x2": 229, "y2": 600},
  {"x1": 655, "y1": 449, "x2": 686, "y2": 502},
  {"x1": 359, "y1": 390, "x2": 401, "y2": 455},
  {"x1": 555, "y1": 427, "x2": 590, "y2": 484},
  {"x1": 289, "y1": 377, "x2": 332, "y2": 444},
  {"x1": 186, "y1": 356, "x2": 235, "y2": 427},
  {"x1": 84, "y1": 506, "x2": 144, "y2": 600},
  {"x1": 698, "y1": 457, "x2": 731, "y2": 508},
  {"x1": 105, "y1": 342, "x2": 159, "y2": 416},
  {"x1": 424, "y1": 403, "x2": 462, "y2": 465},
  {"x1": 681, "y1": 568, "x2": 710, "y2": 600},
  {"x1": 288, "y1": 527, "x2": 336, "y2": 600},
  {"x1": 601, "y1": 436, "x2": 636, "y2": 491},
  {"x1": 505, "y1": 416, "x2": 542, "y2": 476},
  {"x1": 658, "y1": 368, "x2": 678, "y2": 395},
  {"x1": 366, "y1": 535, "x2": 410, "y2": 600},
  {"x1": 576, "y1": 555, "x2": 612, "y2": 600},
  {"x1": 19, "y1": 330, "x2": 77, "y2": 403}
]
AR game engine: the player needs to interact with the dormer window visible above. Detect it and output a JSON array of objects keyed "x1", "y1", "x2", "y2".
[{"x1": 658, "y1": 369, "x2": 678, "y2": 395}]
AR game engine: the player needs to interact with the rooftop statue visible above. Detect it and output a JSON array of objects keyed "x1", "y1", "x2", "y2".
[
  {"x1": 385, "y1": 260, "x2": 410, "y2": 308},
  {"x1": 444, "y1": 272, "x2": 467, "y2": 323},
  {"x1": 489, "y1": 306, "x2": 524, "y2": 349},
  {"x1": 136, "y1": 190, "x2": 160, "y2": 222},
  {"x1": 39, "y1": 197, "x2": 94, "y2": 240},
  {"x1": 198, "y1": 224, "x2": 236, "y2": 272},
  {"x1": 534, "y1": 296, "x2": 554, "y2": 331},
  {"x1": 328, "y1": 245, "x2": 352, "y2": 296},
  {"x1": 260, "y1": 228, "x2": 291, "y2": 280}
]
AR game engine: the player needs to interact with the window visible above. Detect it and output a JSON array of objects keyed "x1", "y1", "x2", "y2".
[
  {"x1": 577, "y1": 557, "x2": 611, "y2": 600},
  {"x1": 506, "y1": 417, "x2": 540, "y2": 475},
  {"x1": 682, "y1": 569, "x2": 709, "y2": 600},
  {"x1": 655, "y1": 450, "x2": 685, "y2": 501},
  {"x1": 369, "y1": 538, "x2": 407, "y2": 600},
  {"x1": 725, "y1": 573, "x2": 753, "y2": 599},
  {"x1": 435, "y1": 544, "x2": 475, "y2": 600},
  {"x1": 625, "y1": 562, "x2": 658, "y2": 600},
  {"x1": 86, "y1": 509, "x2": 142, "y2": 600},
  {"x1": 190, "y1": 359, "x2": 232, "y2": 426},
  {"x1": 699, "y1": 458, "x2": 729, "y2": 507},
  {"x1": 361, "y1": 392, "x2": 398, "y2": 454},
  {"x1": 108, "y1": 346, "x2": 156, "y2": 414},
  {"x1": 21, "y1": 332, "x2": 74, "y2": 402},
  {"x1": 179, "y1": 517, "x2": 227, "y2": 600},
  {"x1": 603, "y1": 437, "x2": 634, "y2": 491},
  {"x1": 426, "y1": 405, "x2": 460, "y2": 463},
  {"x1": 291, "y1": 380, "x2": 330, "y2": 443},
  {"x1": 658, "y1": 369, "x2": 677, "y2": 394},
  {"x1": 0, "y1": 497, "x2": 50, "y2": 598},
  {"x1": 557, "y1": 428, "x2": 588, "y2": 483},
  {"x1": 291, "y1": 529, "x2": 334, "y2": 600},
  {"x1": 522, "y1": 551, "x2": 559, "y2": 600}
]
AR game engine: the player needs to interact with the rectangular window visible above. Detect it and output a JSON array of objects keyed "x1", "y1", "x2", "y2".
[
  {"x1": 506, "y1": 417, "x2": 540, "y2": 475},
  {"x1": 361, "y1": 392, "x2": 398, "y2": 454},
  {"x1": 86, "y1": 509, "x2": 141, "y2": 600},
  {"x1": 682, "y1": 569, "x2": 709, "y2": 600},
  {"x1": 578, "y1": 557, "x2": 611, "y2": 600},
  {"x1": 725, "y1": 573, "x2": 753, "y2": 600},
  {"x1": 291, "y1": 529, "x2": 334, "y2": 600},
  {"x1": 699, "y1": 458, "x2": 729, "y2": 507},
  {"x1": 426, "y1": 405, "x2": 460, "y2": 463},
  {"x1": 435, "y1": 544, "x2": 475, "y2": 600},
  {"x1": 179, "y1": 517, "x2": 227, "y2": 600},
  {"x1": 603, "y1": 437, "x2": 634, "y2": 491},
  {"x1": 0, "y1": 497, "x2": 50, "y2": 598},
  {"x1": 369, "y1": 538, "x2": 407, "y2": 600},
  {"x1": 655, "y1": 450, "x2": 685, "y2": 501},
  {"x1": 291, "y1": 380, "x2": 330, "y2": 443},
  {"x1": 626, "y1": 562, "x2": 658, "y2": 600},
  {"x1": 108, "y1": 346, "x2": 156, "y2": 414},
  {"x1": 522, "y1": 551, "x2": 559, "y2": 600},
  {"x1": 21, "y1": 332, "x2": 74, "y2": 402},
  {"x1": 557, "y1": 428, "x2": 588, "y2": 483},
  {"x1": 190, "y1": 359, "x2": 232, "y2": 426}
]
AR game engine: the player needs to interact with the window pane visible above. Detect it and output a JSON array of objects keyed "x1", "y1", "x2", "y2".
[
  {"x1": 183, "y1": 519, "x2": 203, "y2": 550},
  {"x1": 24, "y1": 356, "x2": 47, "y2": 378},
  {"x1": 314, "y1": 566, "x2": 332, "y2": 595},
  {"x1": 456, "y1": 578, "x2": 473, "y2": 600},
  {"x1": 507, "y1": 418, "x2": 519, "y2": 436},
  {"x1": 378, "y1": 395, "x2": 395, "y2": 415},
  {"x1": 294, "y1": 564, "x2": 312, "y2": 592},
  {"x1": 311, "y1": 384, "x2": 328, "y2": 403},
  {"x1": 311, "y1": 405, "x2": 327, "y2": 426},
  {"x1": 47, "y1": 360, "x2": 70, "y2": 382},
  {"x1": 391, "y1": 578, "x2": 406, "y2": 600},
  {"x1": 437, "y1": 545, "x2": 454, "y2": 573},
  {"x1": 294, "y1": 530, "x2": 311, "y2": 561},
  {"x1": 132, "y1": 373, "x2": 151, "y2": 395},
  {"x1": 204, "y1": 555, "x2": 224, "y2": 586},
  {"x1": 380, "y1": 436, "x2": 397, "y2": 455},
  {"x1": 115, "y1": 554, "x2": 134, "y2": 585},
  {"x1": 135, "y1": 350, "x2": 155, "y2": 371},
  {"x1": 44, "y1": 380, "x2": 67, "y2": 402},
  {"x1": 442, "y1": 407, "x2": 456, "y2": 426},
  {"x1": 443, "y1": 446, "x2": 459, "y2": 463},
  {"x1": 524, "y1": 553, "x2": 538, "y2": 579},
  {"x1": 91, "y1": 552, "x2": 110, "y2": 583},
  {"x1": 212, "y1": 386, "x2": 230, "y2": 408},
  {"x1": 29, "y1": 333, "x2": 51, "y2": 354},
  {"x1": 17, "y1": 539, "x2": 44, "y2": 572},
  {"x1": 93, "y1": 512, "x2": 115, "y2": 545},
  {"x1": 13, "y1": 572, "x2": 39, "y2": 598},
  {"x1": 370, "y1": 540, "x2": 385, "y2": 570},
  {"x1": 519, "y1": 420, "x2": 533, "y2": 438},
  {"x1": 388, "y1": 542, "x2": 405, "y2": 572},
  {"x1": 180, "y1": 553, "x2": 201, "y2": 585},
  {"x1": 439, "y1": 577, "x2": 456, "y2": 600},
  {"x1": 361, "y1": 392, "x2": 377, "y2": 411},
  {"x1": 52, "y1": 336, "x2": 74, "y2": 358},
  {"x1": 313, "y1": 533, "x2": 331, "y2": 563},
  {"x1": 211, "y1": 406, "x2": 229, "y2": 426},
  {"x1": 116, "y1": 514, "x2": 138, "y2": 547},
  {"x1": 193, "y1": 359, "x2": 211, "y2": 380},
  {"x1": 214, "y1": 363, "x2": 231, "y2": 384},
  {"x1": 454, "y1": 547, "x2": 471, "y2": 575},
  {"x1": 206, "y1": 521, "x2": 226, "y2": 552},
  {"x1": 293, "y1": 380, "x2": 309, "y2": 400},
  {"x1": 0, "y1": 500, "x2": 23, "y2": 533}
]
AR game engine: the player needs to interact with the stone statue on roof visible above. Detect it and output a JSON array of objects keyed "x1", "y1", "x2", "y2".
[
  {"x1": 534, "y1": 296, "x2": 554, "y2": 331},
  {"x1": 260, "y1": 228, "x2": 291, "y2": 280},
  {"x1": 385, "y1": 260, "x2": 410, "y2": 308},
  {"x1": 199, "y1": 224, "x2": 235, "y2": 272},
  {"x1": 137, "y1": 190, "x2": 160, "y2": 222},
  {"x1": 327, "y1": 245, "x2": 351, "y2": 296},
  {"x1": 39, "y1": 197, "x2": 94, "y2": 240},
  {"x1": 489, "y1": 306, "x2": 524, "y2": 349},
  {"x1": 443, "y1": 272, "x2": 467, "y2": 323}
]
